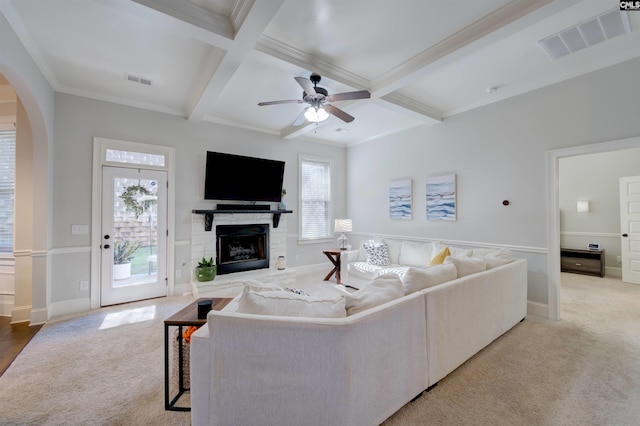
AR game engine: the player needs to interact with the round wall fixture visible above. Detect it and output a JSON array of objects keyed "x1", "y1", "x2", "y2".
[{"x1": 502, "y1": 200, "x2": 510, "y2": 206}]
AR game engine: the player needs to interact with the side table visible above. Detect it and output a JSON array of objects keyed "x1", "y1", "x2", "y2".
[
  {"x1": 323, "y1": 248, "x2": 343, "y2": 284},
  {"x1": 164, "y1": 297, "x2": 233, "y2": 411}
]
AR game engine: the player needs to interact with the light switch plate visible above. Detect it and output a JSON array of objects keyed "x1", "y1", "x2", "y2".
[{"x1": 71, "y1": 224, "x2": 89, "y2": 235}]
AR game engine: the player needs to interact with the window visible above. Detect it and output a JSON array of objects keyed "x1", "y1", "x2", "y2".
[
  {"x1": 299, "y1": 155, "x2": 332, "y2": 241},
  {"x1": 0, "y1": 130, "x2": 15, "y2": 253}
]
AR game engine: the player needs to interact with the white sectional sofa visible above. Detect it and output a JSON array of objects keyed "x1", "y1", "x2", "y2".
[
  {"x1": 342, "y1": 239, "x2": 511, "y2": 287},
  {"x1": 190, "y1": 242, "x2": 527, "y2": 426}
]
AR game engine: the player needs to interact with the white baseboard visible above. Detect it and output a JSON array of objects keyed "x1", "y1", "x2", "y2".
[
  {"x1": 527, "y1": 301, "x2": 548, "y2": 318},
  {"x1": 10, "y1": 304, "x2": 32, "y2": 324},
  {"x1": 605, "y1": 266, "x2": 622, "y2": 278},
  {"x1": 30, "y1": 308, "x2": 49, "y2": 325},
  {"x1": 173, "y1": 282, "x2": 191, "y2": 296},
  {"x1": 49, "y1": 298, "x2": 91, "y2": 320}
]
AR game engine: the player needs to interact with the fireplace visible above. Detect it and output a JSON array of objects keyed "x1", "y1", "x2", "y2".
[{"x1": 216, "y1": 224, "x2": 269, "y2": 275}]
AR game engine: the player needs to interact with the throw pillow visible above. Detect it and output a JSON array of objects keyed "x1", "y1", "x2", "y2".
[
  {"x1": 401, "y1": 264, "x2": 457, "y2": 295},
  {"x1": 237, "y1": 287, "x2": 346, "y2": 318},
  {"x1": 344, "y1": 273, "x2": 404, "y2": 316},
  {"x1": 428, "y1": 246, "x2": 451, "y2": 266},
  {"x1": 363, "y1": 243, "x2": 391, "y2": 266},
  {"x1": 444, "y1": 256, "x2": 487, "y2": 277},
  {"x1": 399, "y1": 241, "x2": 433, "y2": 267}
]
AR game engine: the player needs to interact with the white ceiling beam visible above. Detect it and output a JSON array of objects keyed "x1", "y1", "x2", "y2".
[
  {"x1": 376, "y1": 93, "x2": 442, "y2": 124},
  {"x1": 255, "y1": 36, "x2": 370, "y2": 91},
  {"x1": 132, "y1": 0, "x2": 233, "y2": 40},
  {"x1": 186, "y1": 0, "x2": 286, "y2": 122}
]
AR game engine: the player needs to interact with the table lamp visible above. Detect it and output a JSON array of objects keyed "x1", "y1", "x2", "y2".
[{"x1": 334, "y1": 219, "x2": 352, "y2": 250}]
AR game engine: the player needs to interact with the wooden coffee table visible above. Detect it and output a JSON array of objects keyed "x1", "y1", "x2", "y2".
[{"x1": 164, "y1": 297, "x2": 233, "y2": 411}]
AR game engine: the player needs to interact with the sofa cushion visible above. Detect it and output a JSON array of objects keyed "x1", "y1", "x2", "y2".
[
  {"x1": 237, "y1": 287, "x2": 346, "y2": 318},
  {"x1": 432, "y1": 241, "x2": 473, "y2": 258},
  {"x1": 363, "y1": 243, "x2": 391, "y2": 266},
  {"x1": 401, "y1": 264, "x2": 457, "y2": 295},
  {"x1": 347, "y1": 262, "x2": 410, "y2": 281},
  {"x1": 445, "y1": 256, "x2": 487, "y2": 277},
  {"x1": 484, "y1": 249, "x2": 512, "y2": 268},
  {"x1": 383, "y1": 239, "x2": 403, "y2": 264},
  {"x1": 344, "y1": 274, "x2": 404, "y2": 316},
  {"x1": 428, "y1": 246, "x2": 451, "y2": 266},
  {"x1": 399, "y1": 241, "x2": 433, "y2": 267}
]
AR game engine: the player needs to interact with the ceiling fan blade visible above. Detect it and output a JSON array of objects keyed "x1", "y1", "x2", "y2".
[
  {"x1": 324, "y1": 104, "x2": 354, "y2": 123},
  {"x1": 292, "y1": 109, "x2": 307, "y2": 126},
  {"x1": 258, "y1": 100, "x2": 304, "y2": 106},
  {"x1": 295, "y1": 76, "x2": 316, "y2": 96},
  {"x1": 326, "y1": 90, "x2": 371, "y2": 102}
]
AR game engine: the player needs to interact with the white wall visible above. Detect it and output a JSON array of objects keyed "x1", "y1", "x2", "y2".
[
  {"x1": 51, "y1": 93, "x2": 347, "y2": 308},
  {"x1": 347, "y1": 57, "x2": 640, "y2": 309},
  {"x1": 559, "y1": 148, "x2": 640, "y2": 275}
]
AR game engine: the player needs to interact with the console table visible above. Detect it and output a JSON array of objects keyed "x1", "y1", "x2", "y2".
[
  {"x1": 560, "y1": 247, "x2": 605, "y2": 277},
  {"x1": 164, "y1": 297, "x2": 233, "y2": 411}
]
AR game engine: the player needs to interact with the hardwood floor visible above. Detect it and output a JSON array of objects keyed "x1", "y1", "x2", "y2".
[{"x1": 0, "y1": 317, "x2": 42, "y2": 376}]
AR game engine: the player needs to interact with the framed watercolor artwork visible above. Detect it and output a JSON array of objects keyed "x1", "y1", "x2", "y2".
[
  {"x1": 389, "y1": 179, "x2": 412, "y2": 220},
  {"x1": 426, "y1": 174, "x2": 456, "y2": 221}
]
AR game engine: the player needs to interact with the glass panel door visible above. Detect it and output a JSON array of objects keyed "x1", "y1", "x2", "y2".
[{"x1": 101, "y1": 166, "x2": 167, "y2": 306}]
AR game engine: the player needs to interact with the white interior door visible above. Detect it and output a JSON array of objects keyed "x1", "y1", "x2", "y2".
[
  {"x1": 101, "y1": 166, "x2": 167, "y2": 306},
  {"x1": 619, "y1": 175, "x2": 640, "y2": 285}
]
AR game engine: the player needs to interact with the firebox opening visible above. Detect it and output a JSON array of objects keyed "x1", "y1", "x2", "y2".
[{"x1": 216, "y1": 224, "x2": 269, "y2": 275}]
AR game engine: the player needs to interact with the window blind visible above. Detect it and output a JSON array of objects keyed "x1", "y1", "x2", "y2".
[
  {"x1": 0, "y1": 130, "x2": 15, "y2": 253},
  {"x1": 300, "y1": 157, "x2": 331, "y2": 240}
]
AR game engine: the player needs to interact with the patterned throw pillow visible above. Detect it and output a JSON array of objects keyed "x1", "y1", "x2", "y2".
[{"x1": 362, "y1": 243, "x2": 391, "y2": 266}]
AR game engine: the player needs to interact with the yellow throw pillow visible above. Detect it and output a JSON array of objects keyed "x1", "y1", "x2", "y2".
[{"x1": 428, "y1": 246, "x2": 451, "y2": 266}]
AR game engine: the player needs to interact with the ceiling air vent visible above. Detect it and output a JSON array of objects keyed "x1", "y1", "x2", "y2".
[
  {"x1": 125, "y1": 73, "x2": 152, "y2": 86},
  {"x1": 538, "y1": 8, "x2": 631, "y2": 60}
]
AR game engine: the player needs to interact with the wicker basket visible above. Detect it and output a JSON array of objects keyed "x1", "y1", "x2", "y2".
[{"x1": 171, "y1": 329, "x2": 190, "y2": 389}]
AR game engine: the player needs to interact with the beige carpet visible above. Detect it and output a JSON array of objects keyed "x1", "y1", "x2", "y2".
[
  {"x1": 1, "y1": 273, "x2": 639, "y2": 425},
  {"x1": 383, "y1": 273, "x2": 640, "y2": 425}
]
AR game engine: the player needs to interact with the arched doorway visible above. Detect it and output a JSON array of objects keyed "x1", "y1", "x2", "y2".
[{"x1": 0, "y1": 67, "x2": 51, "y2": 325}]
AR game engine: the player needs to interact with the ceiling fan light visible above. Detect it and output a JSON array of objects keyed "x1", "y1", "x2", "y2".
[{"x1": 304, "y1": 106, "x2": 329, "y2": 123}]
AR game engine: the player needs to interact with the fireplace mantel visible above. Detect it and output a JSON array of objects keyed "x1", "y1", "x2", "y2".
[{"x1": 192, "y1": 209, "x2": 293, "y2": 231}]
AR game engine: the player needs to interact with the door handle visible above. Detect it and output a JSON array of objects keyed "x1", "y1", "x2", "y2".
[
  {"x1": 104, "y1": 235, "x2": 110, "y2": 240},
  {"x1": 622, "y1": 233, "x2": 629, "y2": 237},
  {"x1": 103, "y1": 244, "x2": 110, "y2": 249}
]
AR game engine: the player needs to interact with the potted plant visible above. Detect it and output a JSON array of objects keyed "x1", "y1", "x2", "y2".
[
  {"x1": 113, "y1": 240, "x2": 140, "y2": 280},
  {"x1": 279, "y1": 188, "x2": 287, "y2": 210},
  {"x1": 195, "y1": 256, "x2": 216, "y2": 282}
]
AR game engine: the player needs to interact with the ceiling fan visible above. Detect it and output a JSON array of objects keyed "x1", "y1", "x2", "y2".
[{"x1": 258, "y1": 73, "x2": 370, "y2": 125}]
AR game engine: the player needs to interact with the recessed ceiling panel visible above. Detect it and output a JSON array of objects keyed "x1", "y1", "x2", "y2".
[
  {"x1": 10, "y1": 0, "x2": 218, "y2": 114},
  {"x1": 263, "y1": 0, "x2": 512, "y2": 80},
  {"x1": 399, "y1": 0, "x2": 640, "y2": 116}
]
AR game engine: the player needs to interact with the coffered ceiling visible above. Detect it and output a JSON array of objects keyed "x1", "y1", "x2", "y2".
[{"x1": 1, "y1": 0, "x2": 638, "y2": 145}]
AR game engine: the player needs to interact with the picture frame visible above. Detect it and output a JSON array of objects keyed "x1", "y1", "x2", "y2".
[
  {"x1": 426, "y1": 174, "x2": 456, "y2": 221},
  {"x1": 389, "y1": 179, "x2": 412, "y2": 220}
]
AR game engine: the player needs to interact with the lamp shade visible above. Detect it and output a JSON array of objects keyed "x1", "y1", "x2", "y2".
[{"x1": 334, "y1": 219, "x2": 352, "y2": 233}]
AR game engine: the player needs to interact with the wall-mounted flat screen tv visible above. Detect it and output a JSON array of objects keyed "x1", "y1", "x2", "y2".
[{"x1": 204, "y1": 151, "x2": 285, "y2": 202}]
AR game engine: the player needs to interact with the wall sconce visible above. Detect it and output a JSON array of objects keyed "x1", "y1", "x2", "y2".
[
  {"x1": 334, "y1": 219, "x2": 352, "y2": 250},
  {"x1": 577, "y1": 200, "x2": 590, "y2": 213}
]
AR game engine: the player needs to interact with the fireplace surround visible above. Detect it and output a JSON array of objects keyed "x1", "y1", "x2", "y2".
[
  {"x1": 216, "y1": 224, "x2": 269, "y2": 275},
  {"x1": 190, "y1": 211, "x2": 295, "y2": 298}
]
